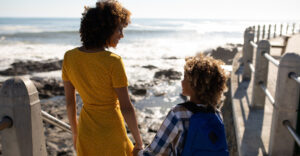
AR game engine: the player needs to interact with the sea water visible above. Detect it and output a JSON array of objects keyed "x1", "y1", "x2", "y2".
[{"x1": 0, "y1": 18, "x2": 297, "y2": 114}]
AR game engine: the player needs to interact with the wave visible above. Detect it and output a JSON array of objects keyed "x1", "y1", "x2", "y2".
[
  {"x1": 0, "y1": 29, "x2": 185, "y2": 39},
  {"x1": 0, "y1": 29, "x2": 242, "y2": 39},
  {"x1": 0, "y1": 25, "x2": 43, "y2": 33},
  {"x1": 0, "y1": 31, "x2": 79, "y2": 39}
]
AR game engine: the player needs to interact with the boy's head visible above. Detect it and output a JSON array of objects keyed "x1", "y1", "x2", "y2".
[{"x1": 182, "y1": 53, "x2": 228, "y2": 109}]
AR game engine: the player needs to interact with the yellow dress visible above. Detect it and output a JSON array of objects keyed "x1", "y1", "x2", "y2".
[{"x1": 62, "y1": 48, "x2": 133, "y2": 156}]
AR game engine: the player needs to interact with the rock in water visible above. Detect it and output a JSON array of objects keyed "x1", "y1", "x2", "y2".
[
  {"x1": 0, "y1": 59, "x2": 62, "y2": 76},
  {"x1": 154, "y1": 69, "x2": 182, "y2": 80},
  {"x1": 142, "y1": 65, "x2": 158, "y2": 70},
  {"x1": 207, "y1": 44, "x2": 238, "y2": 65},
  {"x1": 128, "y1": 85, "x2": 147, "y2": 96},
  {"x1": 30, "y1": 77, "x2": 64, "y2": 99}
]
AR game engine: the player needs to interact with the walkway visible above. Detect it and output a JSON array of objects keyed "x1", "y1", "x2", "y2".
[{"x1": 231, "y1": 34, "x2": 300, "y2": 156}]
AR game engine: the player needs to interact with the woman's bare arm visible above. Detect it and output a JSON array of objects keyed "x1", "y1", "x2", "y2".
[
  {"x1": 63, "y1": 81, "x2": 78, "y2": 149},
  {"x1": 114, "y1": 87, "x2": 143, "y2": 149}
]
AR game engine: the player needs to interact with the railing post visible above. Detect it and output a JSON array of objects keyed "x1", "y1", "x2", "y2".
[
  {"x1": 269, "y1": 53, "x2": 300, "y2": 156},
  {"x1": 251, "y1": 40, "x2": 271, "y2": 109},
  {"x1": 242, "y1": 27, "x2": 255, "y2": 81},
  {"x1": 268, "y1": 24, "x2": 271, "y2": 39},
  {"x1": 274, "y1": 24, "x2": 277, "y2": 38},
  {"x1": 281, "y1": 36, "x2": 290, "y2": 55},
  {"x1": 262, "y1": 25, "x2": 266, "y2": 39},
  {"x1": 280, "y1": 24, "x2": 283, "y2": 36},
  {"x1": 286, "y1": 24, "x2": 289, "y2": 35},
  {"x1": 0, "y1": 77, "x2": 47, "y2": 156},
  {"x1": 292, "y1": 23, "x2": 295, "y2": 34},
  {"x1": 253, "y1": 26, "x2": 256, "y2": 38},
  {"x1": 257, "y1": 25, "x2": 260, "y2": 43}
]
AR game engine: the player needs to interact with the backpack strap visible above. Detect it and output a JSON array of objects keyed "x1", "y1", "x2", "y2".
[{"x1": 179, "y1": 101, "x2": 215, "y2": 113}]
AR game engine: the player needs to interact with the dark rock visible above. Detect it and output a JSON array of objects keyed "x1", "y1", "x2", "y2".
[
  {"x1": 154, "y1": 69, "x2": 182, "y2": 80},
  {"x1": 30, "y1": 77, "x2": 65, "y2": 99},
  {"x1": 132, "y1": 88, "x2": 147, "y2": 95},
  {"x1": 129, "y1": 85, "x2": 147, "y2": 96},
  {"x1": 0, "y1": 59, "x2": 62, "y2": 76},
  {"x1": 57, "y1": 151, "x2": 67, "y2": 156},
  {"x1": 128, "y1": 81, "x2": 155, "y2": 97},
  {"x1": 162, "y1": 56, "x2": 179, "y2": 60},
  {"x1": 142, "y1": 65, "x2": 157, "y2": 70},
  {"x1": 226, "y1": 43, "x2": 243, "y2": 47},
  {"x1": 208, "y1": 45, "x2": 238, "y2": 65},
  {"x1": 49, "y1": 124, "x2": 55, "y2": 129},
  {"x1": 148, "y1": 129, "x2": 157, "y2": 133}
]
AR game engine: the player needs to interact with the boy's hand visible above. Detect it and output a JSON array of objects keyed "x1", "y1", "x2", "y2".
[{"x1": 133, "y1": 148, "x2": 141, "y2": 156}]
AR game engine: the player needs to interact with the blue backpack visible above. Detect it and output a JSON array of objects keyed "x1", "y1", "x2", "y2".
[{"x1": 180, "y1": 102, "x2": 229, "y2": 156}]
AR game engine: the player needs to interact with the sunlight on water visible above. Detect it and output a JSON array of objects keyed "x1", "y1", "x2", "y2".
[{"x1": 1, "y1": 18, "x2": 294, "y2": 110}]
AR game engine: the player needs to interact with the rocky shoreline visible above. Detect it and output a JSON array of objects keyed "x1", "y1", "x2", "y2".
[
  {"x1": 0, "y1": 43, "x2": 239, "y2": 99},
  {"x1": 0, "y1": 44, "x2": 239, "y2": 155}
]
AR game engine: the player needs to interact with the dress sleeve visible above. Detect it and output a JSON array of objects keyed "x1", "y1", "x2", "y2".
[
  {"x1": 111, "y1": 57, "x2": 128, "y2": 88},
  {"x1": 62, "y1": 53, "x2": 70, "y2": 81},
  {"x1": 138, "y1": 110, "x2": 180, "y2": 156}
]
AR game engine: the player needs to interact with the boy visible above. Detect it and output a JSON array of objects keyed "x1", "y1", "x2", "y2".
[{"x1": 135, "y1": 53, "x2": 228, "y2": 156}]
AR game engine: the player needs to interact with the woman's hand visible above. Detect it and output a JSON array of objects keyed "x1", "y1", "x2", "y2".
[{"x1": 133, "y1": 144, "x2": 143, "y2": 156}]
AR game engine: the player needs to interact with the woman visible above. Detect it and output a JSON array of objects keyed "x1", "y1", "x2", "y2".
[{"x1": 62, "y1": 0, "x2": 143, "y2": 155}]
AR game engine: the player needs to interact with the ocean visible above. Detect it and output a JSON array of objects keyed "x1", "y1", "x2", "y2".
[{"x1": 0, "y1": 17, "x2": 298, "y2": 111}]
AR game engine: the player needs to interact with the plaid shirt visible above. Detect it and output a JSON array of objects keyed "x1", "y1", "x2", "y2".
[{"x1": 138, "y1": 104, "x2": 198, "y2": 156}]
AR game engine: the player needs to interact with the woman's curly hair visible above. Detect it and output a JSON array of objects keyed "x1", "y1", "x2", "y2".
[
  {"x1": 184, "y1": 53, "x2": 228, "y2": 110},
  {"x1": 80, "y1": 0, "x2": 131, "y2": 49}
]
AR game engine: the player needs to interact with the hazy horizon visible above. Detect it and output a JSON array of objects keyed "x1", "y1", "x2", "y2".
[
  {"x1": 0, "y1": 17, "x2": 299, "y2": 22},
  {"x1": 1, "y1": 0, "x2": 300, "y2": 20}
]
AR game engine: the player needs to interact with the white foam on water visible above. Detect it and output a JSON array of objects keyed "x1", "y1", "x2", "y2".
[
  {"x1": 0, "y1": 25, "x2": 43, "y2": 34},
  {"x1": 1, "y1": 18, "x2": 284, "y2": 110},
  {"x1": 0, "y1": 42, "x2": 73, "y2": 70}
]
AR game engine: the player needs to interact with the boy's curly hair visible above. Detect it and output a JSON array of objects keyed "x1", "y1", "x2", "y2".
[
  {"x1": 184, "y1": 53, "x2": 228, "y2": 110},
  {"x1": 80, "y1": 0, "x2": 131, "y2": 49}
]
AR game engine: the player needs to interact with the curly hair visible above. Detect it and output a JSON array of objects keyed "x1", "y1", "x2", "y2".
[
  {"x1": 80, "y1": 0, "x2": 131, "y2": 49},
  {"x1": 184, "y1": 53, "x2": 228, "y2": 110}
]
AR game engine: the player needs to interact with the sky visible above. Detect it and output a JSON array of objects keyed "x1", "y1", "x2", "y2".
[{"x1": 0, "y1": 0, "x2": 300, "y2": 20}]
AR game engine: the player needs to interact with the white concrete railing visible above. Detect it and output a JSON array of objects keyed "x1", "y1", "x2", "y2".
[
  {"x1": 253, "y1": 23, "x2": 297, "y2": 55},
  {"x1": 242, "y1": 25, "x2": 300, "y2": 156},
  {"x1": 0, "y1": 77, "x2": 71, "y2": 156},
  {"x1": 283, "y1": 120, "x2": 300, "y2": 147},
  {"x1": 41, "y1": 110, "x2": 72, "y2": 133}
]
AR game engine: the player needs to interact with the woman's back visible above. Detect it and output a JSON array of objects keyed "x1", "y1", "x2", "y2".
[
  {"x1": 62, "y1": 48, "x2": 128, "y2": 107},
  {"x1": 62, "y1": 48, "x2": 134, "y2": 155}
]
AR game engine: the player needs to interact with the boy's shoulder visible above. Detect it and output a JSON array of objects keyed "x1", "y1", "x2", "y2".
[{"x1": 170, "y1": 103, "x2": 193, "y2": 119}]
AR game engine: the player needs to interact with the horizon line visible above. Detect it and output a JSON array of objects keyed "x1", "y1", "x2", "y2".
[{"x1": 0, "y1": 16, "x2": 300, "y2": 22}]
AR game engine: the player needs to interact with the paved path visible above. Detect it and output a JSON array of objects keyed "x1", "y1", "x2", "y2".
[{"x1": 231, "y1": 34, "x2": 300, "y2": 156}]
